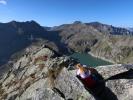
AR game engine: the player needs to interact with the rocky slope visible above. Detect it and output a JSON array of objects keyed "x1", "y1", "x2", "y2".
[
  {"x1": 0, "y1": 20, "x2": 47, "y2": 65},
  {"x1": 54, "y1": 21, "x2": 133, "y2": 63},
  {"x1": 0, "y1": 45, "x2": 133, "y2": 100},
  {"x1": 0, "y1": 21, "x2": 68, "y2": 65}
]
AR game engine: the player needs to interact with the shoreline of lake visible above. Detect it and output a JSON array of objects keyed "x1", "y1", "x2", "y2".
[{"x1": 88, "y1": 52, "x2": 115, "y2": 64}]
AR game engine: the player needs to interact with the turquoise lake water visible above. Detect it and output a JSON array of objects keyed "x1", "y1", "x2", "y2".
[{"x1": 70, "y1": 53, "x2": 112, "y2": 67}]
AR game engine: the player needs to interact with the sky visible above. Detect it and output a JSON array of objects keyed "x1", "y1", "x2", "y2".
[{"x1": 0, "y1": 0, "x2": 133, "y2": 27}]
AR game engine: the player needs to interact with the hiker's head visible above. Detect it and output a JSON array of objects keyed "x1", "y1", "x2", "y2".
[
  {"x1": 75, "y1": 63, "x2": 88, "y2": 73},
  {"x1": 75, "y1": 63, "x2": 82, "y2": 69}
]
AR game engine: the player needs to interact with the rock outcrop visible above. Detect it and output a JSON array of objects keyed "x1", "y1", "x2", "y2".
[
  {"x1": 0, "y1": 45, "x2": 133, "y2": 100},
  {"x1": 96, "y1": 64, "x2": 133, "y2": 100}
]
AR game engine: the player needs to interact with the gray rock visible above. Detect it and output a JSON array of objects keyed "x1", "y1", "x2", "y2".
[
  {"x1": 96, "y1": 64, "x2": 133, "y2": 100},
  {"x1": 0, "y1": 46, "x2": 133, "y2": 100},
  {"x1": 54, "y1": 68, "x2": 92, "y2": 100}
]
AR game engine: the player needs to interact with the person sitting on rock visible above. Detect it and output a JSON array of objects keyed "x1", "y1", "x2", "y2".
[
  {"x1": 75, "y1": 63, "x2": 101, "y2": 89},
  {"x1": 75, "y1": 63, "x2": 118, "y2": 100}
]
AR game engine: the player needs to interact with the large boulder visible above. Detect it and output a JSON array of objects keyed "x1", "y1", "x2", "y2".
[{"x1": 96, "y1": 64, "x2": 133, "y2": 100}]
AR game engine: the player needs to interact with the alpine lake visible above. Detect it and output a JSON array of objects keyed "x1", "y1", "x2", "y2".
[{"x1": 70, "y1": 53, "x2": 112, "y2": 67}]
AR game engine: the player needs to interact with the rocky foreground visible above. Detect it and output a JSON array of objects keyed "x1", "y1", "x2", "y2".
[{"x1": 0, "y1": 45, "x2": 133, "y2": 100}]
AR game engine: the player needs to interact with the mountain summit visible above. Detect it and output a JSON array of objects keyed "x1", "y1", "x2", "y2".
[
  {"x1": 0, "y1": 44, "x2": 133, "y2": 100},
  {"x1": 0, "y1": 20, "x2": 46, "y2": 65}
]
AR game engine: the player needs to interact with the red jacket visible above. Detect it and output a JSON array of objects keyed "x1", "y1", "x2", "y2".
[{"x1": 79, "y1": 75, "x2": 96, "y2": 88}]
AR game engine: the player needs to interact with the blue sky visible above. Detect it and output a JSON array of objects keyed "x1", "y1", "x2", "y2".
[{"x1": 0, "y1": 0, "x2": 133, "y2": 27}]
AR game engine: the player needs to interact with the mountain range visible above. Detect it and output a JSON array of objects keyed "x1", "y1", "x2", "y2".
[
  {"x1": 52, "y1": 21, "x2": 133, "y2": 63},
  {"x1": 0, "y1": 20, "x2": 133, "y2": 100},
  {"x1": 0, "y1": 20, "x2": 133, "y2": 65}
]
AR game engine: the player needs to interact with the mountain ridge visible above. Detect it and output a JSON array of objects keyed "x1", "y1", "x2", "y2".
[
  {"x1": 0, "y1": 20, "x2": 48, "y2": 65},
  {"x1": 52, "y1": 21, "x2": 133, "y2": 63},
  {"x1": 0, "y1": 20, "x2": 133, "y2": 65}
]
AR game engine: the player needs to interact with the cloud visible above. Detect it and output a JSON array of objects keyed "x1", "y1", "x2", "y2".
[{"x1": 0, "y1": 0, "x2": 7, "y2": 5}]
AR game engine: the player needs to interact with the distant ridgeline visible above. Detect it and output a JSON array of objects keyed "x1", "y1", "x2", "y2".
[{"x1": 85, "y1": 22, "x2": 133, "y2": 35}]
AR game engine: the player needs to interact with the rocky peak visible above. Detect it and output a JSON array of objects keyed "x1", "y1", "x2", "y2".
[
  {"x1": 0, "y1": 45, "x2": 133, "y2": 100},
  {"x1": 5, "y1": 20, "x2": 45, "y2": 34},
  {"x1": 86, "y1": 21, "x2": 108, "y2": 27},
  {"x1": 0, "y1": 20, "x2": 48, "y2": 66},
  {"x1": 86, "y1": 22, "x2": 133, "y2": 35},
  {"x1": 73, "y1": 21, "x2": 83, "y2": 24},
  {"x1": 8, "y1": 20, "x2": 41, "y2": 26}
]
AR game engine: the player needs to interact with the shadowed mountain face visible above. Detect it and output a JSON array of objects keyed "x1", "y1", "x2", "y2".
[
  {"x1": 0, "y1": 20, "x2": 48, "y2": 65},
  {"x1": 0, "y1": 20, "x2": 71, "y2": 65}
]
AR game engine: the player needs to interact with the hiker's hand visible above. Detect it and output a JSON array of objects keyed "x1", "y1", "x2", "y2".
[{"x1": 76, "y1": 75, "x2": 81, "y2": 79}]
